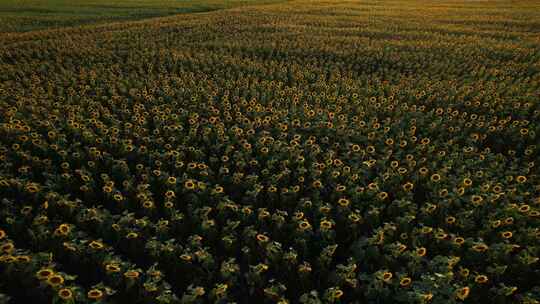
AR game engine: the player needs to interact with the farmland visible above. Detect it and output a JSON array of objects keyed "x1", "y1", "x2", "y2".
[
  {"x1": 0, "y1": 0, "x2": 539, "y2": 303},
  {"x1": 0, "y1": 0, "x2": 287, "y2": 32}
]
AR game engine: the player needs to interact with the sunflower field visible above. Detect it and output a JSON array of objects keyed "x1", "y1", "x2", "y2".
[{"x1": 0, "y1": 0, "x2": 539, "y2": 303}]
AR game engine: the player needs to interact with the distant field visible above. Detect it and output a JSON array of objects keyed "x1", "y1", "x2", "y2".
[{"x1": 0, "y1": 0, "x2": 287, "y2": 32}]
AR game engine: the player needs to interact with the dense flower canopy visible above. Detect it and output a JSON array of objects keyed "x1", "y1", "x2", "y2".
[{"x1": 0, "y1": 0, "x2": 539, "y2": 303}]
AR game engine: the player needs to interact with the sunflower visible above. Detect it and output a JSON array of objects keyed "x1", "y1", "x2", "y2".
[
  {"x1": 320, "y1": 220, "x2": 333, "y2": 230},
  {"x1": 255, "y1": 263, "x2": 269, "y2": 273},
  {"x1": 184, "y1": 180, "x2": 196, "y2": 190},
  {"x1": 426, "y1": 204, "x2": 437, "y2": 213},
  {"x1": 519, "y1": 205, "x2": 530, "y2": 213},
  {"x1": 455, "y1": 287, "x2": 470, "y2": 300},
  {"x1": 0, "y1": 242, "x2": 14, "y2": 254},
  {"x1": 377, "y1": 192, "x2": 389, "y2": 200},
  {"x1": 337, "y1": 198, "x2": 350, "y2": 207},
  {"x1": 26, "y1": 183, "x2": 40, "y2": 193},
  {"x1": 501, "y1": 231, "x2": 513, "y2": 239},
  {"x1": 47, "y1": 274, "x2": 65, "y2": 287},
  {"x1": 421, "y1": 226, "x2": 433, "y2": 234},
  {"x1": 454, "y1": 237, "x2": 465, "y2": 246},
  {"x1": 332, "y1": 289, "x2": 344, "y2": 299},
  {"x1": 474, "y1": 275, "x2": 488, "y2": 284},
  {"x1": 421, "y1": 293, "x2": 433, "y2": 302},
  {"x1": 491, "y1": 220, "x2": 502, "y2": 228},
  {"x1": 180, "y1": 254, "x2": 193, "y2": 262},
  {"x1": 472, "y1": 244, "x2": 488, "y2": 252},
  {"x1": 258, "y1": 209, "x2": 271, "y2": 219},
  {"x1": 294, "y1": 212, "x2": 304, "y2": 220},
  {"x1": 215, "y1": 283, "x2": 228, "y2": 296},
  {"x1": 0, "y1": 255, "x2": 15, "y2": 263},
  {"x1": 89, "y1": 241, "x2": 104, "y2": 250},
  {"x1": 256, "y1": 234, "x2": 269, "y2": 243},
  {"x1": 193, "y1": 286, "x2": 205, "y2": 296},
  {"x1": 58, "y1": 288, "x2": 73, "y2": 301},
  {"x1": 402, "y1": 182, "x2": 414, "y2": 192},
  {"x1": 439, "y1": 188, "x2": 448, "y2": 197},
  {"x1": 397, "y1": 244, "x2": 407, "y2": 253},
  {"x1": 399, "y1": 277, "x2": 412, "y2": 287},
  {"x1": 416, "y1": 247, "x2": 427, "y2": 257},
  {"x1": 167, "y1": 176, "x2": 177, "y2": 185},
  {"x1": 124, "y1": 270, "x2": 140, "y2": 279},
  {"x1": 57, "y1": 224, "x2": 71, "y2": 235},
  {"x1": 348, "y1": 213, "x2": 361, "y2": 223},
  {"x1": 36, "y1": 268, "x2": 54, "y2": 280},
  {"x1": 126, "y1": 232, "x2": 138, "y2": 239},
  {"x1": 382, "y1": 272, "x2": 393, "y2": 282},
  {"x1": 298, "y1": 221, "x2": 312, "y2": 231},
  {"x1": 242, "y1": 207, "x2": 253, "y2": 215},
  {"x1": 105, "y1": 263, "x2": 121, "y2": 273},
  {"x1": 471, "y1": 194, "x2": 484, "y2": 205},
  {"x1": 165, "y1": 190, "x2": 175, "y2": 199},
  {"x1": 435, "y1": 232, "x2": 448, "y2": 240},
  {"x1": 16, "y1": 255, "x2": 31, "y2": 263}
]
